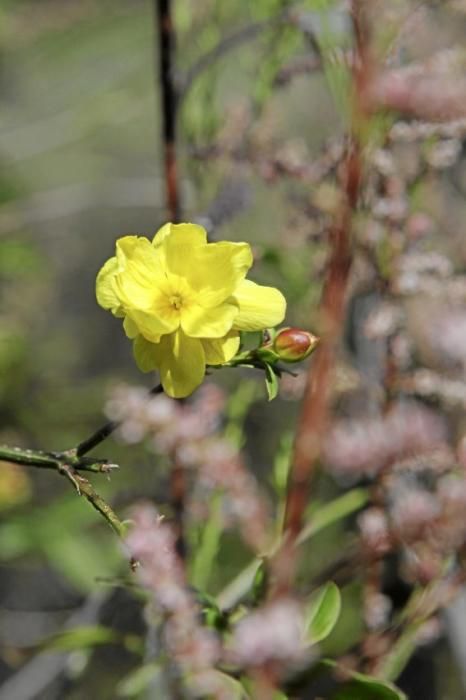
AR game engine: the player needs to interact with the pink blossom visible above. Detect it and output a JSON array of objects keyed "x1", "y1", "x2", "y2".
[{"x1": 229, "y1": 599, "x2": 308, "y2": 667}]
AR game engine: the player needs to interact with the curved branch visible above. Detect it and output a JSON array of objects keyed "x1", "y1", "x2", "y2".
[{"x1": 178, "y1": 6, "x2": 301, "y2": 101}]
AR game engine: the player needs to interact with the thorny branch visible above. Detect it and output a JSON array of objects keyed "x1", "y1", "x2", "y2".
[
  {"x1": 0, "y1": 444, "x2": 125, "y2": 536},
  {"x1": 0, "y1": 385, "x2": 162, "y2": 536}
]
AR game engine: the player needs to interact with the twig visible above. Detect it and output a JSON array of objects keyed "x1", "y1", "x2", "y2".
[
  {"x1": 0, "y1": 446, "x2": 125, "y2": 536},
  {"x1": 0, "y1": 445, "x2": 116, "y2": 474},
  {"x1": 71, "y1": 471, "x2": 127, "y2": 537},
  {"x1": 74, "y1": 419, "x2": 119, "y2": 458},
  {"x1": 0, "y1": 445, "x2": 125, "y2": 536},
  {"x1": 74, "y1": 383, "x2": 163, "y2": 458},
  {"x1": 154, "y1": 0, "x2": 179, "y2": 221}
]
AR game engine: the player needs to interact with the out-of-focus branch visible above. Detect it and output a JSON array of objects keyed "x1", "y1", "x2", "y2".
[
  {"x1": 278, "y1": 0, "x2": 369, "y2": 590},
  {"x1": 178, "y1": 2, "x2": 320, "y2": 101},
  {"x1": 154, "y1": 0, "x2": 179, "y2": 221},
  {"x1": 179, "y1": 8, "x2": 299, "y2": 101},
  {"x1": 274, "y1": 50, "x2": 353, "y2": 87}
]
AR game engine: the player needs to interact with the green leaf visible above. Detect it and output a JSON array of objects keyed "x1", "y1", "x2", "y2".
[
  {"x1": 323, "y1": 661, "x2": 407, "y2": 700},
  {"x1": 305, "y1": 582, "x2": 341, "y2": 643},
  {"x1": 191, "y1": 491, "x2": 223, "y2": 591},
  {"x1": 332, "y1": 677, "x2": 406, "y2": 700},
  {"x1": 117, "y1": 662, "x2": 161, "y2": 697},
  {"x1": 202, "y1": 671, "x2": 249, "y2": 699},
  {"x1": 271, "y1": 431, "x2": 292, "y2": 496},
  {"x1": 197, "y1": 592, "x2": 229, "y2": 632},
  {"x1": 376, "y1": 622, "x2": 422, "y2": 683},
  {"x1": 297, "y1": 488, "x2": 369, "y2": 545},
  {"x1": 41, "y1": 625, "x2": 118, "y2": 652},
  {"x1": 264, "y1": 362, "x2": 279, "y2": 401}
]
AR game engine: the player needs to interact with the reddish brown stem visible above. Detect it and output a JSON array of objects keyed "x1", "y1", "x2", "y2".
[{"x1": 279, "y1": 0, "x2": 368, "y2": 589}]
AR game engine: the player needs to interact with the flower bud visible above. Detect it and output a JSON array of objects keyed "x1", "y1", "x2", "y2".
[{"x1": 272, "y1": 327, "x2": 319, "y2": 363}]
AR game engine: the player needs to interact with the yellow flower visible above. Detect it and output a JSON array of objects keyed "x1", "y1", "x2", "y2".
[{"x1": 96, "y1": 222, "x2": 286, "y2": 398}]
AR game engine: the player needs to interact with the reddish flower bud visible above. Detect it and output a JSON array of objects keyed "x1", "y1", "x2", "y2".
[{"x1": 273, "y1": 327, "x2": 319, "y2": 363}]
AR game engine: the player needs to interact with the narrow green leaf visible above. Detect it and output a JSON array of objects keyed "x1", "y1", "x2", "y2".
[
  {"x1": 376, "y1": 622, "x2": 423, "y2": 683},
  {"x1": 264, "y1": 363, "x2": 279, "y2": 401},
  {"x1": 323, "y1": 660, "x2": 407, "y2": 700},
  {"x1": 40, "y1": 625, "x2": 118, "y2": 652},
  {"x1": 331, "y1": 678, "x2": 406, "y2": 700},
  {"x1": 271, "y1": 431, "x2": 292, "y2": 496},
  {"x1": 191, "y1": 491, "x2": 223, "y2": 591},
  {"x1": 305, "y1": 582, "x2": 341, "y2": 643},
  {"x1": 297, "y1": 488, "x2": 369, "y2": 545},
  {"x1": 117, "y1": 662, "x2": 161, "y2": 697}
]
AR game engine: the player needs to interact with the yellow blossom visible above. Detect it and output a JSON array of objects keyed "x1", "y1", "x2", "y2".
[{"x1": 96, "y1": 222, "x2": 286, "y2": 398}]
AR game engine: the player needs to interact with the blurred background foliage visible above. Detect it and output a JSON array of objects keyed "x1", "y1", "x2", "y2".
[{"x1": 1, "y1": 0, "x2": 466, "y2": 698}]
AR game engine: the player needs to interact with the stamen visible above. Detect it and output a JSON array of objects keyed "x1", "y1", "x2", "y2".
[{"x1": 170, "y1": 295, "x2": 183, "y2": 310}]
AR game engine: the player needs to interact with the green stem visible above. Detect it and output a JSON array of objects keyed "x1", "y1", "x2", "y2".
[
  {"x1": 0, "y1": 446, "x2": 124, "y2": 536},
  {"x1": 73, "y1": 471, "x2": 127, "y2": 538},
  {"x1": 0, "y1": 445, "x2": 117, "y2": 474}
]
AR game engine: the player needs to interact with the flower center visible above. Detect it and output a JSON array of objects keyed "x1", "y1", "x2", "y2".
[{"x1": 169, "y1": 294, "x2": 183, "y2": 310}]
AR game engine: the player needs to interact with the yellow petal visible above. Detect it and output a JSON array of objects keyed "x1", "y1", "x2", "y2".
[
  {"x1": 180, "y1": 300, "x2": 238, "y2": 338},
  {"x1": 202, "y1": 332, "x2": 240, "y2": 365},
  {"x1": 153, "y1": 223, "x2": 207, "y2": 283},
  {"x1": 115, "y1": 236, "x2": 169, "y2": 309},
  {"x1": 133, "y1": 335, "x2": 159, "y2": 372},
  {"x1": 127, "y1": 308, "x2": 177, "y2": 343},
  {"x1": 152, "y1": 222, "x2": 207, "y2": 250},
  {"x1": 155, "y1": 330, "x2": 206, "y2": 398},
  {"x1": 123, "y1": 316, "x2": 139, "y2": 339},
  {"x1": 96, "y1": 257, "x2": 121, "y2": 313},
  {"x1": 115, "y1": 235, "x2": 142, "y2": 265},
  {"x1": 188, "y1": 242, "x2": 253, "y2": 308},
  {"x1": 232, "y1": 279, "x2": 286, "y2": 331}
]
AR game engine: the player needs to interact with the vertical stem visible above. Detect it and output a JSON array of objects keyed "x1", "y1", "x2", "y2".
[
  {"x1": 278, "y1": 0, "x2": 370, "y2": 591},
  {"x1": 171, "y1": 452, "x2": 187, "y2": 559},
  {"x1": 154, "y1": 1, "x2": 185, "y2": 558},
  {"x1": 155, "y1": 0, "x2": 180, "y2": 222}
]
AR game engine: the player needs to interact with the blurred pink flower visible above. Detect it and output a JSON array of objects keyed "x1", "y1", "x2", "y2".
[
  {"x1": 324, "y1": 401, "x2": 447, "y2": 478},
  {"x1": 229, "y1": 598, "x2": 308, "y2": 667}
]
